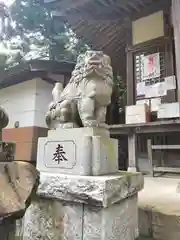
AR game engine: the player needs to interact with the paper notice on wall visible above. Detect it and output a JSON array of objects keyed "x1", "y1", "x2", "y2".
[
  {"x1": 145, "y1": 82, "x2": 167, "y2": 98},
  {"x1": 142, "y1": 53, "x2": 160, "y2": 80},
  {"x1": 164, "y1": 75, "x2": 176, "y2": 90},
  {"x1": 150, "y1": 98, "x2": 161, "y2": 112},
  {"x1": 136, "y1": 82, "x2": 146, "y2": 96},
  {"x1": 145, "y1": 85, "x2": 156, "y2": 98},
  {"x1": 136, "y1": 99, "x2": 150, "y2": 106},
  {"x1": 157, "y1": 82, "x2": 167, "y2": 96},
  {"x1": 157, "y1": 102, "x2": 180, "y2": 119},
  {"x1": 144, "y1": 85, "x2": 159, "y2": 98}
]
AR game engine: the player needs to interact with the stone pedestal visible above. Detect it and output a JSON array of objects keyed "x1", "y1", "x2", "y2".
[
  {"x1": 37, "y1": 127, "x2": 118, "y2": 176},
  {"x1": 20, "y1": 172, "x2": 143, "y2": 240},
  {"x1": 20, "y1": 127, "x2": 144, "y2": 239}
]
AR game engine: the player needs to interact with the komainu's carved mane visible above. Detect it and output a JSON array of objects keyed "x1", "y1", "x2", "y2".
[{"x1": 70, "y1": 51, "x2": 113, "y2": 86}]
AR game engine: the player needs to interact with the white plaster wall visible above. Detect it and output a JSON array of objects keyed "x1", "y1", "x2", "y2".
[
  {"x1": 34, "y1": 78, "x2": 54, "y2": 128},
  {"x1": 0, "y1": 78, "x2": 57, "y2": 128},
  {"x1": 0, "y1": 80, "x2": 36, "y2": 128},
  {"x1": 34, "y1": 76, "x2": 64, "y2": 128}
]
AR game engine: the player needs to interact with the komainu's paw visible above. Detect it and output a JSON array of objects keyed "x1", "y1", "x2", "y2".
[
  {"x1": 82, "y1": 120, "x2": 108, "y2": 128},
  {"x1": 98, "y1": 123, "x2": 109, "y2": 129},
  {"x1": 58, "y1": 122, "x2": 79, "y2": 129},
  {"x1": 83, "y1": 120, "x2": 98, "y2": 127}
]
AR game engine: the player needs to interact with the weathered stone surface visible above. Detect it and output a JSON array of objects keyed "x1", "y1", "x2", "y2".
[
  {"x1": 139, "y1": 176, "x2": 180, "y2": 239},
  {"x1": 138, "y1": 208, "x2": 152, "y2": 237},
  {"x1": 46, "y1": 51, "x2": 113, "y2": 129},
  {"x1": 37, "y1": 127, "x2": 118, "y2": 176},
  {"x1": 0, "y1": 161, "x2": 39, "y2": 222},
  {"x1": 92, "y1": 135, "x2": 118, "y2": 175},
  {"x1": 139, "y1": 207, "x2": 180, "y2": 240},
  {"x1": 37, "y1": 171, "x2": 143, "y2": 207},
  {"x1": 19, "y1": 194, "x2": 139, "y2": 240},
  {"x1": 83, "y1": 195, "x2": 139, "y2": 240},
  {"x1": 17, "y1": 200, "x2": 83, "y2": 240},
  {"x1": 37, "y1": 133, "x2": 93, "y2": 176},
  {"x1": 152, "y1": 211, "x2": 180, "y2": 240}
]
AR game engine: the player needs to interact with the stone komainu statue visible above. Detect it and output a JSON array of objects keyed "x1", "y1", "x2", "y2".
[{"x1": 46, "y1": 50, "x2": 113, "y2": 129}]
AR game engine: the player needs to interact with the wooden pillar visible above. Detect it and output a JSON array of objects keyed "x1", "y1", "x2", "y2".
[
  {"x1": 126, "y1": 50, "x2": 138, "y2": 171},
  {"x1": 126, "y1": 19, "x2": 134, "y2": 108},
  {"x1": 126, "y1": 50, "x2": 134, "y2": 106},
  {"x1": 128, "y1": 131, "x2": 138, "y2": 172},
  {"x1": 172, "y1": 0, "x2": 180, "y2": 106},
  {"x1": 126, "y1": 24, "x2": 138, "y2": 172},
  {"x1": 147, "y1": 139, "x2": 154, "y2": 176}
]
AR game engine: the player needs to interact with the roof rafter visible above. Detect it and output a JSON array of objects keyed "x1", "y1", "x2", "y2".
[
  {"x1": 45, "y1": 0, "x2": 171, "y2": 70},
  {"x1": 45, "y1": 0, "x2": 91, "y2": 11}
]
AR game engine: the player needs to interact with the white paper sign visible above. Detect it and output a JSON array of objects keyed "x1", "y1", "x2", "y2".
[
  {"x1": 150, "y1": 98, "x2": 161, "y2": 112},
  {"x1": 158, "y1": 102, "x2": 180, "y2": 119},
  {"x1": 157, "y1": 82, "x2": 167, "y2": 96},
  {"x1": 142, "y1": 53, "x2": 160, "y2": 80},
  {"x1": 136, "y1": 82, "x2": 146, "y2": 96},
  {"x1": 165, "y1": 75, "x2": 176, "y2": 90},
  {"x1": 145, "y1": 85, "x2": 156, "y2": 98},
  {"x1": 145, "y1": 82, "x2": 167, "y2": 98},
  {"x1": 136, "y1": 99, "x2": 150, "y2": 106}
]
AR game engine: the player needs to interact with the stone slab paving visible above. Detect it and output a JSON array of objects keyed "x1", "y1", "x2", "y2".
[
  {"x1": 138, "y1": 237, "x2": 154, "y2": 240},
  {"x1": 138, "y1": 176, "x2": 180, "y2": 240}
]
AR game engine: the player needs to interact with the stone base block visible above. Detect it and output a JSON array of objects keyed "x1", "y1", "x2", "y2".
[
  {"x1": 37, "y1": 127, "x2": 118, "y2": 176},
  {"x1": 22, "y1": 195, "x2": 138, "y2": 240},
  {"x1": 19, "y1": 172, "x2": 144, "y2": 240}
]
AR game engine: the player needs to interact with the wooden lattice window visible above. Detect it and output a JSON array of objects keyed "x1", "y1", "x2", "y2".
[{"x1": 133, "y1": 39, "x2": 175, "y2": 103}]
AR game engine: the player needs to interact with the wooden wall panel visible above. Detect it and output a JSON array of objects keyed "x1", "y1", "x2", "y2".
[{"x1": 2, "y1": 127, "x2": 48, "y2": 162}]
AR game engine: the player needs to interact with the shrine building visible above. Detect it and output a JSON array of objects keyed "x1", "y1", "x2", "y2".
[
  {"x1": 0, "y1": 59, "x2": 74, "y2": 163},
  {"x1": 44, "y1": 0, "x2": 180, "y2": 175}
]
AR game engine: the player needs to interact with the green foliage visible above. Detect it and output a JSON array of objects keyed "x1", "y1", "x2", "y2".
[
  {"x1": 0, "y1": 52, "x2": 7, "y2": 69},
  {"x1": 113, "y1": 75, "x2": 127, "y2": 108},
  {"x1": 0, "y1": 0, "x2": 89, "y2": 69},
  {"x1": 0, "y1": 2, "x2": 14, "y2": 40}
]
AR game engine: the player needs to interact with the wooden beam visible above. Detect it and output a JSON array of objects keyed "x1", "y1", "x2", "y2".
[
  {"x1": 147, "y1": 139, "x2": 154, "y2": 176},
  {"x1": 126, "y1": 21, "x2": 134, "y2": 106},
  {"x1": 89, "y1": 0, "x2": 128, "y2": 19},
  {"x1": 137, "y1": 0, "x2": 152, "y2": 8},
  {"x1": 153, "y1": 166, "x2": 180, "y2": 173},
  {"x1": 44, "y1": 0, "x2": 56, "y2": 3},
  {"x1": 127, "y1": 1, "x2": 141, "y2": 12},
  {"x1": 129, "y1": 0, "x2": 171, "y2": 22},
  {"x1": 151, "y1": 145, "x2": 180, "y2": 150},
  {"x1": 49, "y1": 0, "x2": 168, "y2": 21},
  {"x1": 112, "y1": 0, "x2": 133, "y2": 13},
  {"x1": 110, "y1": 119, "x2": 180, "y2": 135},
  {"x1": 49, "y1": 0, "x2": 91, "y2": 10}
]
